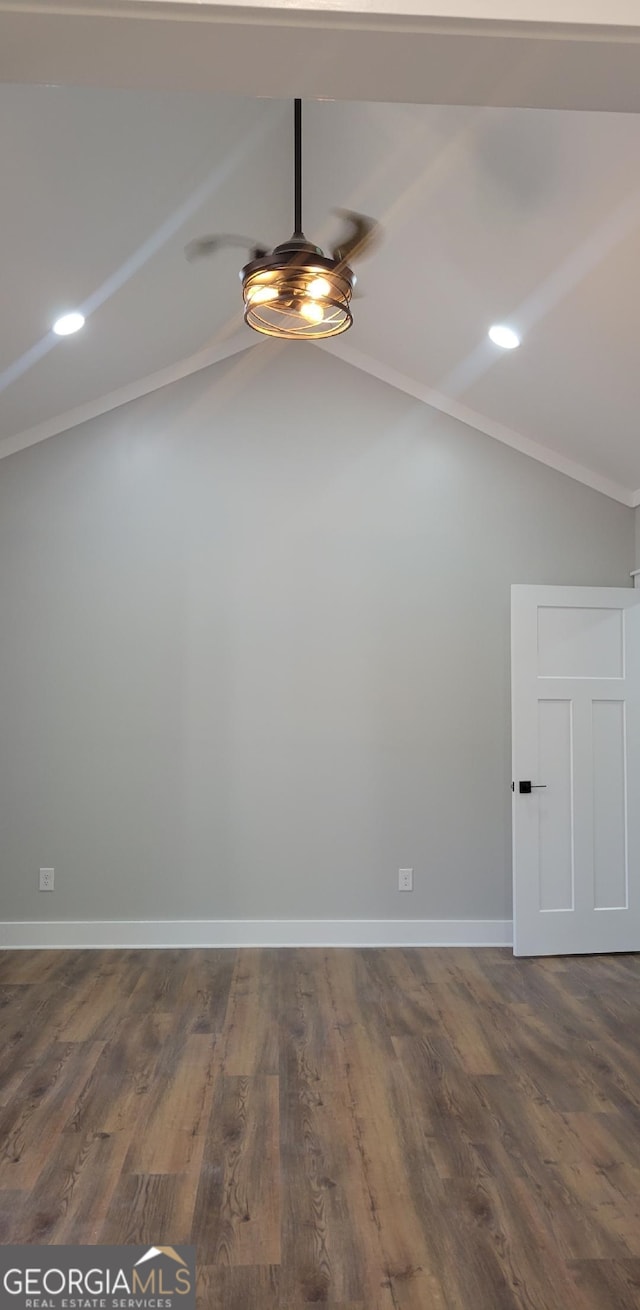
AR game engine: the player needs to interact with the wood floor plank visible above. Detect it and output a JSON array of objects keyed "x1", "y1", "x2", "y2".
[
  {"x1": 278, "y1": 951, "x2": 371, "y2": 1306},
  {"x1": 0, "y1": 1190, "x2": 26, "y2": 1244},
  {"x1": 222, "y1": 948, "x2": 280, "y2": 1076},
  {"x1": 0, "y1": 945, "x2": 638, "y2": 1309},
  {"x1": 193, "y1": 1072, "x2": 280, "y2": 1265},
  {"x1": 100, "y1": 1171, "x2": 190, "y2": 1246},
  {"x1": 0, "y1": 1039, "x2": 105, "y2": 1190},
  {"x1": 177, "y1": 947, "x2": 237, "y2": 1035},
  {"x1": 414, "y1": 952, "x2": 501, "y2": 1076},
  {"x1": 125, "y1": 1032, "x2": 217, "y2": 1174},
  {"x1": 325, "y1": 951, "x2": 450, "y2": 1310},
  {"x1": 14, "y1": 1125, "x2": 134, "y2": 1244},
  {"x1": 569, "y1": 1259, "x2": 640, "y2": 1310},
  {"x1": 72, "y1": 1010, "x2": 175, "y2": 1137},
  {"x1": 127, "y1": 949, "x2": 194, "y2": 1016},
  {"x1": 0, "y1": 953, "x2": 103, "y2": 1094},
  {"x1": 196, "y1": 1264, "x2": 280, "y2": 1310}
]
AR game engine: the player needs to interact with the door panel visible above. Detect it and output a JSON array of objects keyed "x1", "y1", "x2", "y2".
[
  {"x1": 537, "y1": 698, "x2": 573, "y2": 913},
  {"x1": 536, "y1": 604, "x2": 623, "y2": 678},
  {"x1": 592, "y1": 699, "x2": 627, "y2": 909}
]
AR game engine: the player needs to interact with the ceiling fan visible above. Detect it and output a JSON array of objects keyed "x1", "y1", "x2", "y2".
[{"x1": 185, "y1": 100, "x2": 381, "y2": 341}]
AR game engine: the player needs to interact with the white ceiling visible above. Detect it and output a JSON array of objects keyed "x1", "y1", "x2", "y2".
[{"x1": 3, "y1": 85, "x2": 640, "y2": 502}]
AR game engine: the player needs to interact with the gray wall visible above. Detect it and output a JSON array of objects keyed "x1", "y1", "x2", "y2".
[
  {"x1": 0, "y1": 345, "x2": 634, "y2": 923},
  {"x1": 636, "y1": 505, "x2": 640, "y2": 569}
]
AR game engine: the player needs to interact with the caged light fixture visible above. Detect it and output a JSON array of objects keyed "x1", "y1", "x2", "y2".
[
  {"x1": 186, "y1": 100, "x2": 380, "y2": 341},
  {"x1": 241, "y1": 100, "x2": 354, "y2": 340}
]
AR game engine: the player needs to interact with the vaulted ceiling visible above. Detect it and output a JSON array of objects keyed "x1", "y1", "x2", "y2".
[{"x1": 2, "y1": 84, "x2": 640, "y2": 503}]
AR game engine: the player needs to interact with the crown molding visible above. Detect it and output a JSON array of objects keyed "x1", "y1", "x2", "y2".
[
  {"x1": 320, "y1": 341, "x2": 635, "y2": 508},
  {"x1": 0, "y1": 335, "x2": 255, "y2": 461}
]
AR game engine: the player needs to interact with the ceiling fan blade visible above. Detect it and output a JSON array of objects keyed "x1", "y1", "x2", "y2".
[
  {"x1": 185, "y1": 234, "x2": 268, "y2": 262},
  {"x1": 331, "y1": 211, "x2": 382, "y2": 266}
]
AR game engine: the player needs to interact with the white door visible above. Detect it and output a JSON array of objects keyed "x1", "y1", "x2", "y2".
[{"x1": 511, "y1": 584, "x2": 640, "y2": 957}]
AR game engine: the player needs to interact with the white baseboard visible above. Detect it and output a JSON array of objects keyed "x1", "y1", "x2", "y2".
[{"x1": 0, "y1": 919, "x2": 512, "y2": 950}]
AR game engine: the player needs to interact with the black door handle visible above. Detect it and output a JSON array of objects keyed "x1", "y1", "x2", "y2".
[{"x1": 518, "y1": 780, "x2": 547, "y2": 794}]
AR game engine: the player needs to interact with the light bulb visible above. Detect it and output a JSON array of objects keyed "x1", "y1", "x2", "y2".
[
  {"x1": 300, "y1": 300, "x2": 324, "y2": 324},
  {"x1": 248, "y1": 286, "x2": 278, "y2": 305},
  {"x1": 307, "y1": 277, "x2": 331, "y2": 299}
]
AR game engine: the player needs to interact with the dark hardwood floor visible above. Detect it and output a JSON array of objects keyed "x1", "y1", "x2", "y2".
[{"x1": 0, "y1": 947, "x2": 639, "y2": 1308}]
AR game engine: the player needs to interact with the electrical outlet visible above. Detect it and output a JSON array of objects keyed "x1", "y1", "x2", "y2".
[
  {"x1": 39, "y1": 868, "x2": 54, "y2": 892},
  {"x1": 398, "y1": 867, "x2": 413, "y2": 892}
]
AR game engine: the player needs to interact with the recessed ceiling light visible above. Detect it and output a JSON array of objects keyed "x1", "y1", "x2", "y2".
[
  {"x1": 488, "y1": 324, "x2": 520, "y2": 350},
  {"x1": 52, "y1": 312, "x2": 85, "y2": 336}
]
